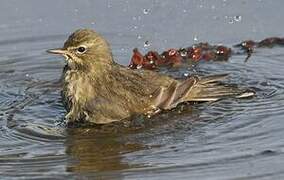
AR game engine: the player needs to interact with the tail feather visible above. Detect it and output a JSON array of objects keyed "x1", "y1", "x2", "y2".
[
  {"x1": 185, "y1": 75, "x2": 255, "y2": 102},
  {"x1": 152, "y1": 74, "x2": 255, "y2": 110},
  {"x1": 199, "y1": 74, "x2": 229, "y2": 84}
]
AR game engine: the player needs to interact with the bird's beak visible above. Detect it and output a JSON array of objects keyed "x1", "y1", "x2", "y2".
[
  {"x1": 47, "y1": 48, "x2": 72, "y2": 61},
  {"x1": 46, "y1": 48, "x2": 68, "y2": 55}
]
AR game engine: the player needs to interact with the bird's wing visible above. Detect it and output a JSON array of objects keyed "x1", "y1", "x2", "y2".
[
  {"x1": 151, "y1": 76, "x2": 198, "y2": 110},
  {"x1": 150, "y1": 74, "x2": 255, "y2": 110}
]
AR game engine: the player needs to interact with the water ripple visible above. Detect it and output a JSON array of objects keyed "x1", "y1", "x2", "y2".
[{"x1": 0, "y1": 16, "x2": 284, "y2": 180}]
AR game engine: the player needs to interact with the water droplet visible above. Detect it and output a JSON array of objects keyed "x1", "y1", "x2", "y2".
[
  {"x1": 137, "y1": 65, "x2": 143, "y2": 69},
  {"x1": 137, "y1": 35, "x2": 142, "y2": 39},
  {"x1": 180, "y1": 49, "x2": 187, "y2": 57},
  {"x1": 228, "y1": 18, "x2": 234, "y2": 24},
  {"x1": 107, "y1": 2, "x2": 112, "y2": 8},
  {"x1": 144, "y1": 40, "x2": 150, "y2": 47},
  {"x1": 234, "y1": 15, "x2": 242, "y2": 22},
  {"x1": 143, "y1": 9, "x2": 150, "y2": 15},
  {"x1": 183, "y1": 72, "x2": 189, "y2": 77},
  {"x1": 222, "y1": 0, "x2": 227, "y2": 7}
]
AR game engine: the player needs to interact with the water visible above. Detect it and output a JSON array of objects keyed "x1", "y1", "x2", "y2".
[{"x1": 1, "y1": 0, "x2": 284, "y2": 179}]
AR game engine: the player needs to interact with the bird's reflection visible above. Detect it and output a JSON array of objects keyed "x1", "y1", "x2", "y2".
[
  {"x1": 65, "y1": 127, "x2": 148, "y2": 178},
  {"x1": 64, "y1": 105, "x2": 198, "y2": 179}
]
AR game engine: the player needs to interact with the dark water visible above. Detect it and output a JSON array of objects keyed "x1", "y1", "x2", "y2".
[{"x1": 1, "y1": 0, "x2": 284, "y2": 179}]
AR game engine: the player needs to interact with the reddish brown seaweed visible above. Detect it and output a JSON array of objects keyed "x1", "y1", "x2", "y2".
[{"x1": 129, "y1": 37, "x2": 284, "y2": 70}]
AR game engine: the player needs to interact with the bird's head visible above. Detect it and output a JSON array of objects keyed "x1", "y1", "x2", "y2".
[{"x1": 47, "y1": 29, "x2": 114, "y2": 71}]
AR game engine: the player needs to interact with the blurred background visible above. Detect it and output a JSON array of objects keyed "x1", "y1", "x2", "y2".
[{"x1": 1, "y1": 0, "x2": 284, "y2": 62}]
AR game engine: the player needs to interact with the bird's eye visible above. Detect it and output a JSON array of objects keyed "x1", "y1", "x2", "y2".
[{"x1": 76, "y1": 46, "x2": 87, "y2": 54}]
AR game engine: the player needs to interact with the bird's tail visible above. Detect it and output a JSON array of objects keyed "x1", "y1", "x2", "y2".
[
  {"x1": 151, "y1": 74, "x2": 255, "y2": 110},
  {"x1": 185, "y1": 74, "x2": 255, "y2": 102}
]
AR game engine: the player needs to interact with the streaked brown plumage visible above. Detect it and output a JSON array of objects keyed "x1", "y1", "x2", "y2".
[{"x1": 47, "y1": 29, "x2": 254, "y2": 124}]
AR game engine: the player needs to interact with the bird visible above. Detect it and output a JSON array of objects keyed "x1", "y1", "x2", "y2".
[{"x1": 47, "y1": 29, "x2": 255, "y2": 125}]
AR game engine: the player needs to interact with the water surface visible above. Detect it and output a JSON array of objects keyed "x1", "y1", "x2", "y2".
[{"x1": 1, "y1": 1, "x2": 284, "y2": 179}]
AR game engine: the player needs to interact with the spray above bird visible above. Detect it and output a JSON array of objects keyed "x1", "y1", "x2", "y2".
[{"x1": 47, "y1": 29, "x2": 254, "y2": 125}]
